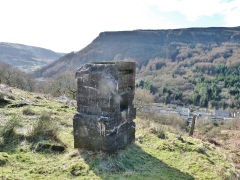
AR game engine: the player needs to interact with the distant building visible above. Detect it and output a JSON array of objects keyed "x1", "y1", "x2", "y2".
[
  {"x1": 176, "y1": 107, "x2": 190, "y2": 117},
  {"x1": 196, "y1": 110, "x2": 211, "y2": 116},
  {"x1": 142, "y1": 106, "x2": 154, "y2": 112},
  {"x1": 158, "y1": 107, "x2": 178, "y2": 115},
  {"x1": 176, "y1": 107, "x2": 190, "y2": 120},
  {"x1": 223, "y1": 117, "x2": 234, "y2": 121},
  {"x1": 214, "y1": 110, "x2": 230, "y2": 117},
  {"x1": 211, "y1": 116, "x2": 224, "y2": 121}
]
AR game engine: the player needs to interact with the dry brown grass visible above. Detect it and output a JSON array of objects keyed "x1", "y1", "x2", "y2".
[
  {"x1": 137, "y1": 111, "x2": 188, "y2": 135},
  {"x1": 195, "y1": 117, "x2": 240, "y2": 170}
]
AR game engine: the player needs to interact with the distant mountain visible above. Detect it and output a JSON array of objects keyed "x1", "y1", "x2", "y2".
[
  {"x1": 0, "y1": 42, "x2": 64, "y2": 73},
  {"x1": 35, "y1": 26, "x2": 240, "y2": 77}
]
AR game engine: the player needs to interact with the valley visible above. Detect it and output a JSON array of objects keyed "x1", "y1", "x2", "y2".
[
  {"x1": 1, "y1": 26, "x2": 240, "y2": 179},
  {"x1": 34, "y1": 27, "x2": 240, "y2": 109}
]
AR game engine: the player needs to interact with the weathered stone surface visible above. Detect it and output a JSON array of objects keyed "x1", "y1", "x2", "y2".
[{"x1": 73, "y1": 62, "x2": 136, "y2": 152}]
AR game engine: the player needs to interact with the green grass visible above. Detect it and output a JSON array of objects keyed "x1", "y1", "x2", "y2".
[{"x1": 0, "y1": 86, "x2": 238, "y2": 179}]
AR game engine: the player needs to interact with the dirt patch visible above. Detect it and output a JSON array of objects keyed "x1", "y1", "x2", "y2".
[
  {"x1": 0, "y1": 99, "x2": 11, "y2": 108},
  {"x1": 8, "y1": 103, "x2": 28, "y2": 108},
  {"x1": 35, "y1": 142, "x2": 65, "y2": 153}
]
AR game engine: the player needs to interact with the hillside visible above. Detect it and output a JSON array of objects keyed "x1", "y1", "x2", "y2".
[
  {"x1": 0, "y1": 84, "x2": 238, "y2": 179},
  {"x1": 35, "y1": 26, "x2": 240, "y2": 109},
  {"x1": 0, "y1": 42, "x2": 64, "y2": 72},
  {"x1": 35, "y1": 26, "x2": 240, "y2": 77}
]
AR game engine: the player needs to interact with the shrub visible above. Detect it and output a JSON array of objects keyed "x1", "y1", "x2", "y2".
[
  {"x1": 22, "y1": 107, "x2": 35, "y2": 115},
  {"x1": 30, "y1": 111, "x2": 59, "y2": 140}
]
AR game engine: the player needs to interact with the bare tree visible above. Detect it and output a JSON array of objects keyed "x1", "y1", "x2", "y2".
[
  {"x1": 37, "y1": 71, "x2": 77, "y2": 99},
  {"x1": 0, "y1": 62, "x2": 35, "y2": 91}
]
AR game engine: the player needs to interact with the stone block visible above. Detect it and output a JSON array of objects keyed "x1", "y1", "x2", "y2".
[{"x1": 73, "y1": 62, "x2": 136, "y2": 152}]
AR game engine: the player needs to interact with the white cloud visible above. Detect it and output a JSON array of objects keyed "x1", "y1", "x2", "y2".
[
  {"x1": 222, "y1": 0, "x2": 240, "y2": 26},
  {"x1": 153, "y1": 0, "x2": 225, "y2": 21},
  {"x1": 149, "y1": 0, "x2": 240, "y2": 23},
  {"x1": 0, "y1": 0, "x2": 239, "y2": 52}
]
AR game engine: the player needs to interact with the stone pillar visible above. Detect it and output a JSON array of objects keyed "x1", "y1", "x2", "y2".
[{"x1": 73, "y1": 62, "x2": 136, "y2": 152}]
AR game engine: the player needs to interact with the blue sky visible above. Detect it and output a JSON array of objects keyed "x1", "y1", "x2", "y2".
[
  {"x1": 148, "y1": 7, "x2": 226, "y2": 28},
  {"x1": 0, "y1": 0, "x2": 239, "y2": 52}
]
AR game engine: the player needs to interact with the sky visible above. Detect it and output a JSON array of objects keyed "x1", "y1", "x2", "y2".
[{"x1": 0, "y1": 0, "x2": 240, "y2": 53}]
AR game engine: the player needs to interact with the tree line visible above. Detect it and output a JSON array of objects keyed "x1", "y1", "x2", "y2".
[{"x1": 0, "y1": 62, "x2": 76, "y2": 99}]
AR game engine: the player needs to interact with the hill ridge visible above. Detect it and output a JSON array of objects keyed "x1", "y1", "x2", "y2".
[
  {"x1": 0, "y1": 42, "x2": 64, "y2": 73},
  {"x1": 35, "y1": 26, "x2": 240, "y2": 77}
]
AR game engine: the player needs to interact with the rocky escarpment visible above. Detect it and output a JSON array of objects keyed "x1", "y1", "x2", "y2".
[{"x1": 35, "y1": 26, "x2": 240, "y2": 77}]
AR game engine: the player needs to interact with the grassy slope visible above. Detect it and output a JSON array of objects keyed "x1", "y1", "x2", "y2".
[
  {"x1": 0, "y1": 85, "x2": 237, "y2": 179},
  {"x1": 194, "y1": 118, "x2": 240, "y2": 171}
]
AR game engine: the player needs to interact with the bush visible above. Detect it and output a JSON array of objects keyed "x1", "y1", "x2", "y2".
[
  {"x1": 30, "y1": 112, "x2": 59, "y2": 140},
  {"x1": 22, "y1": 107, "x2": 35, "y2": 115}
]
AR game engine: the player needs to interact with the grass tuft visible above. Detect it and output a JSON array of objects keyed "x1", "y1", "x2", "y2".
[
  {"x1": 0, "y1": 116, "x2": 19, "y2": 143},
  {"x1": 29, "y1": 111, "x2": 59, "y2": 141},
  {"x1": 151, "y1": 127, "x2": 166, "y2": 139},
  {"x1": 22, "y1": 106, "x2": 35, "y2": 115},
  {"x1": 0, "y1": 92, "x2": 11, "y2": 108},
  {"x1": 0, "y1": 152, "x2": 9, "y2": 166},
  {"x1": 69, "y1": 162, "x2": 89, "y2": 176}
]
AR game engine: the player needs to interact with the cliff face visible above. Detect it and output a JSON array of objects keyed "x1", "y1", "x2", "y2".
[{"x1": 36, "y1": 26, "x2": 240, "y2": 77}]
